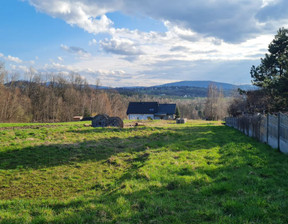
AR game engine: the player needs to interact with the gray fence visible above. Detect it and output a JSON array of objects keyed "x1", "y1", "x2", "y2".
[{"x1": 225, "y1": 113, "x2": 288, "y2": 154}]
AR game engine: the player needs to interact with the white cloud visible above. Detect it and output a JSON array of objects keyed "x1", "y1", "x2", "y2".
[
  {"x1": 100, "y1": 38, "x2": 145, "y2": 55},
  {"x1": 61, "y1": 44, "x2": 91, "y2": 58},
  {"x1": 10, "y1": 64, "x2": 29, "y2": 73},
  {"x1": 18, "y1": 65, "x2": 29, "y2": 72},
  {"x1": 7, "y1": 55, "x2": 23, "y2": 63},
  {"x1": 25, "y1": 0, "x2": 284, "y2": 60},
  {"x1": 29, "y1": 67, "x2": 38, "y2": 74},
  {"x1": 83, "y1": 69, "x2": 175, "y2": 87},
  {"x1": 58, "y1": 56, "x2": 63, "y2": 61},
  {"x1": 17, "y1": 0, "x2": 286, "y2": 86},
  {"x1": 261, "y1": 0, "x2": 280, "y2": 8},
  {"x1": 27, "y1": 0, "x2": 288, "y2": 42},
  {"x1": 37, "y1": 22, "x2": 271, "y2": 86},
  {"x1": 89, "y1": 39, "x2": 97, "y2": 46},
  {"x1": 44, "y1": 62, "x2": 72, "y2": 71},
  {"x1": 29, "y1": 0, "x2": 114, "y2": 34}
]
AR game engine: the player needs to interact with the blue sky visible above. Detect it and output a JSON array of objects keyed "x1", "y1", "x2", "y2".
[{"x1": 0, "y1": 0, "x2": 288, "y2": 87}]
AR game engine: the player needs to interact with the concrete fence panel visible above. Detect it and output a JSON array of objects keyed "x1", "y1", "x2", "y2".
[
  {"x1": 279, "y1": 113, "x2": 288, "y2": 154},
  {"x1": 225, "y1": 113, "x2": 288, "y2": 154},
  {"x1": 267, "y1": 114, "x2": 278, "y2": 149},
  {"x1": 259, "y1": 116, "x2": 267, "y2": 143}
]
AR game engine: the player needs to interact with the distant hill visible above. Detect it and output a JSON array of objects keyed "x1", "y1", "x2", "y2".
[
  {"x1": 114, "y1": 85, "x2": 209, "y2": 98},
  {"x1": 113, "y1": 80, "x2": 257, "y2": 98},
  {"x1": 6, "y1": 80, "x2": 255, "y2": 99},
  {"x1": 156, "y1": 81, "x2": 255, "y2": 91}
]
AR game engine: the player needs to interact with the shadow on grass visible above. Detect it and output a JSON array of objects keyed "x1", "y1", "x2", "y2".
[
  {"x1": 0, "y1": 125, "x2": 228, "y2": 170},
  {"x1": 2, "y1": 125, "x2": 288, "y2": 223},
  {"x1": 4, "y1": 138, "x2": 288, "y2": 223}
]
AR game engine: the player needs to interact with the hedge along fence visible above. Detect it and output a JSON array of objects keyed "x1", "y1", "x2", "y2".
[{"x1": 225, "y1": 113, "x2": 288, "y2": 154}]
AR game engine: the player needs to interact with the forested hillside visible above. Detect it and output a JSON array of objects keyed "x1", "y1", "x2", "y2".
[{"x1": 115, "y1": 86, "x2": 208, "y2": 98}]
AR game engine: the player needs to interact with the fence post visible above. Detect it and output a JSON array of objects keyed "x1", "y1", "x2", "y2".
[{"x1": 278, "y1": 112, "x2": 281, "y2": 151}]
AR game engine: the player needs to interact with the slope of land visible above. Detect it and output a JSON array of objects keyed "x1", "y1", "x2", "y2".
[{"x1": 0, "y1": 120, "x2": 287, "y2": 223}]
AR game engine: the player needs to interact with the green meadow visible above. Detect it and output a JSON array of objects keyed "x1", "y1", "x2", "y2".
[{"x1": 1, "y1": 120, "x2": 288, "y2": 223}]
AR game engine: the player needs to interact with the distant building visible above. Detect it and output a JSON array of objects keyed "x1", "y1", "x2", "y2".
[
  {"x1": 126, "y1": 102, "x2": 176, "y2": 120},
  {"x1": 73, "y1": 116, "x2": 83, "y2": 121}
]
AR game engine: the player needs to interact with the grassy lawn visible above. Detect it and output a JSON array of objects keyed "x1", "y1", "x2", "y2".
[
  {"x1": 0, "y1": 120, "x2": 288, "y2": 223},
  {"x1": 0, "y1": 122, "x2": 87, "y2": 128}
]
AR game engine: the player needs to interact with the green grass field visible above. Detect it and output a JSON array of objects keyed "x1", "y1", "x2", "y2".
[
  {"x1": 0, "y1": 121, "x2": 86, "y2": 128},
  {"x1": 1, "y1": 120, "x2": 288, "y2": 223}
]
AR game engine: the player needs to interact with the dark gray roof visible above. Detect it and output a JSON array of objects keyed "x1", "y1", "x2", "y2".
[
  {"x1": 126, "y1": 102, "x2": 176, "y2": 115},
  {"x1": 126, "y1": 102, "x2": 159, "y2": 114},
  {"x1": 156, "y1": 104, "x2": 176, "y2": 115}
]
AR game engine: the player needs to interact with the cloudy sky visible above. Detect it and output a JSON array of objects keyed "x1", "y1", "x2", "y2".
[{"x1": 0, "y1": 0, "x2": 288, "y2": 87}]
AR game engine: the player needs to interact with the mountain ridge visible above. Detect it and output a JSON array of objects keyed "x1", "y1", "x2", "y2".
[
  {"x1": 154, "y1": 80, "x2": 254, "y2": 90},
  {"x1": 113, "y1": 80, "x2": 256, "y2": 98}
]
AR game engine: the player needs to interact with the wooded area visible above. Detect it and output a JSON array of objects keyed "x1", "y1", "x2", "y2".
[
  {"x1": 0, "y1": 63, "x2": 127, "y2": 122},
  {"x1": 1, "y1": 62, "x2": 230, "y2": 122}
]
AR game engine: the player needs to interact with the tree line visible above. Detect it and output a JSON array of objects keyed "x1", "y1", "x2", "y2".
[{"x1": 0, "y1": 64, "x2": 127, "y2": 122}]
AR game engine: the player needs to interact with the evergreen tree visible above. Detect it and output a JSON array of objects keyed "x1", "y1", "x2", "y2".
[
  {"x1": 251, "y1": 28, "x2": 288, "y2": 111},
  {"x1": 175, "y1": 106, "x2": 180, "y2": 119},
  {"x1": 83, "y1": 107, "x2": 91, "y2": 118}
]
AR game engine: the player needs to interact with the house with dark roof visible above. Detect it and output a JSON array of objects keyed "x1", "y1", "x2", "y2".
[{"x1": 126, "y1": 102, "x2": 176, "y2": 120}]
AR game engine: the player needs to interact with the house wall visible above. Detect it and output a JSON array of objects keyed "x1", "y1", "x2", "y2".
[
  {"x1": 154, "y1": 115, "x2": 175, "y2": 120},
  {"x1": 128, "y1": 114, "x2": 154, "y2": 120},
  {"x1": 169, "y1": 115, "x2": 176, "y2": 120}
]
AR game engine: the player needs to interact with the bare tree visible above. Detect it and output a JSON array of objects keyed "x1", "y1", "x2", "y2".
[{"x1": 204, "y1": 84, "x2": 228, "y2": 120}]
